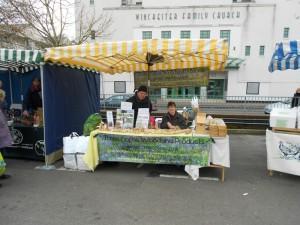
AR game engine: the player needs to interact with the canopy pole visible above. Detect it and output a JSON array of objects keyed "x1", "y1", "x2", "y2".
[
  {"x1": 147, "y1": 63, "x2": 151, "y2": 109},
  {"x1": 35, "y1": 63, "x2": 55, "y2": 171},
  {"x1": 8, "y1": 69, "x2": 13, "y2": 105}
]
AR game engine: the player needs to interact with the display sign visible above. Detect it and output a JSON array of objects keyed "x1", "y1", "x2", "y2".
[
  {"x1": 266, "y1": 130, "x2": 300, "y2": 176},
  {"x1": 134, "y1": 68, "x2": 209, "y2": 88},
  {"x1": 98, "y1": 134, "x2": 211, "y2": 166},
  {"x1": 136, "y1": 108, "x2": 150, "y2": 129}
]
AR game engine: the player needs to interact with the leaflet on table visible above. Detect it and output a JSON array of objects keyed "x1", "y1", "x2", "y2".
[
  {"x1": 135, "y1": 108, "x2": 149, "y2": 129},
  {"x1": 106, "y1": 111, "x2": 114, "y2": 128},
  {"x1": 121, "y1": 102, "x2": 133, "y2": 111},
  {"x1": 122, "y1": 110, "x2": 134, "y2": 129},
  {"x1": 115, "y1": 109, "x2": 122, "y2": 128}
]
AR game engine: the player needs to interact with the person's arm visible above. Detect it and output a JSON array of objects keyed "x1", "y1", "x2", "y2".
[
  {"x1": 177, "y1": 114, "x2": 188, "y2": 129},
  {"x1": 22, "y1": 90, "x2": 31, "y2": 116},
  {"x1": 291, "y1": 94, "x2": 297, "y2": 108},
  {"x1": 126, "y1": 96, "x2": 134, "y2": 103},
  {"x1": 160, "y1": 115, "x2": 169, "y2": 129},
  {"x1": 149, "y1": 100, "x2": 153, "y2": 113}
]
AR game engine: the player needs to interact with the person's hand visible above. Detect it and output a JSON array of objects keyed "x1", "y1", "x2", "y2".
[
  {"x1": 22, "y1": 110, "x2": 29, "y2": 117},
  {"x1": 167, "y1": 122, "x2": 176, "y2": 129}
]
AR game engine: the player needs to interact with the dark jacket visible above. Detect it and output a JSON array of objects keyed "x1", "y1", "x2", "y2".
[
  {"x1": 291, "y1": 93, "x2": 300, "y2": 108},
  {"x1": 23, "y1": 88, "x2": 42, "y2": 112},
  {"x1": 160, "y1": 112, "x2": 187, "y2": 129},
  {"x1": 126, "y1": 94, "x2": 152, "y2": 127}
]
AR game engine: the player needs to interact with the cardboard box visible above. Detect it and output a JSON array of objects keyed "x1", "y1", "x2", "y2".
[
  {"x1": 196, "y1": 112, "x2": 206, "y2": 124},
  {"x1": 270, "y1": 108, "x2": 297, "y2": 128}
]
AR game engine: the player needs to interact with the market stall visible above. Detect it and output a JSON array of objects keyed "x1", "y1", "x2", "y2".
[
  {"x1": 267, "y1": 40, "x2": 300, "y2": 176},
  {"x1": 0, "y1": 48, "x2": 100, "y2": 164},
  {"x1": 45, "y1": 39, "x2": 231, "y2": 180},
  {"x1": 0, "y1": 49, "x2": 45, "y2": 160}
]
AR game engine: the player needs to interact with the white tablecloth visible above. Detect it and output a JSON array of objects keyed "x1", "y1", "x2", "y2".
[
  {"x1": 185, "y1": 135, "x2": 230, "y2": 180},
  {"x1": 211, "y1": 135, "x2": 230, "y2": 168},
  {"x1": 266, "y1": 130, "x2": 300, "y2": 176}
]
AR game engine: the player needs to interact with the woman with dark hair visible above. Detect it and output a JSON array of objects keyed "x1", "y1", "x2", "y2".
[
  {"x1": 22, "y1": 77, "x2": 42, "y2": 117},
  {"x1": 160, "y1": 101, "x2": 187, "y2": 129}
]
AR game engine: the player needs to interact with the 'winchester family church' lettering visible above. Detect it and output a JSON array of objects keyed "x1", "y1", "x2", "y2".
[{"x1": 136, "y1": 10, "x2": 241, "y2": 21}]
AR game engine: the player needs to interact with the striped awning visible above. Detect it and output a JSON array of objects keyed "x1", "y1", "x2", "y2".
[
  {"x1": 269, "y1": 40, "x2": 300, "y2": 72},
  {"x1": 45, "y1": 39, "x2": 229, "y2": 74},
  {"x1": 225, "y1": 57, "x2": 244, "y2": 69},
  {"x1": 0, "y1": 49, "x2": 44, "y2": 73}
]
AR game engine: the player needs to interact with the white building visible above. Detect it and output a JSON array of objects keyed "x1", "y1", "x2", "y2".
[{"x1": 75, "y1": 0, "x2": 300, "y2": 98}]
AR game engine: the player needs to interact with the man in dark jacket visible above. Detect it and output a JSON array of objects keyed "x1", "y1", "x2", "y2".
[
  {"x1": 291, "y1": 88, "x2": 300, "y2": 108},
  {"x1": 161, "y1": 101, "x2": 187, "y2": 129},
  {"x1": 126, "y1": 85, "x2": 152, "y2": 127},
  {"x1": 23, "y1": 78, "x2": 42, "y2": 116}
]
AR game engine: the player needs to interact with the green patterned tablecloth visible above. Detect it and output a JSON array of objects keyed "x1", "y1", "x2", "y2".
[{"x1": 98, "y1": 133, "x2": 211, "y2": 166}]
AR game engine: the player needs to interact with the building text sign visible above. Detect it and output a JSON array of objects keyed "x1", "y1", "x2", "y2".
[{"x1": 135, "y1": 8, "x2": 242, "y2": 23}]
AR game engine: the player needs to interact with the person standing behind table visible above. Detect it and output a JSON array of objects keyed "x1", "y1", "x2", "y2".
[
  {"x1": 126, "y1": 85, "x2": 152, "y2": 127},
  {"x1": 22, "y1": 77, "x2": 42, "y2": 117},
  {"x1": 0, "y1": 92, "x2": 13, "y2": 188},
  {"x1": 160, "y1": 101, "x2": 187, "y2": 129},
  {"x1": 291, "y1": 88, "x2": 300, "y2": 108}
]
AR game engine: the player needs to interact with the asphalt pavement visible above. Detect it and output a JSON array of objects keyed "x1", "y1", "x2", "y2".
[{"x1": 1, "y1": 134, "x2": 300, "y2": 225}]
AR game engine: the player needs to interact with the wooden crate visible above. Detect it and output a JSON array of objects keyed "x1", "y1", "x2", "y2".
[
  {"x1": 208, "y1": 125, "x2": 219, "y2": 137},
  {"x1": 208, "y1": 125, "x2": 227, "y2": 137},
  {"x1": 196, "y1": 112, "x2": 206, "y2": 124},
  {"x1": 195, "y1": 124, "x2": 206, "y2": 134},
  {"x1": 218, "y1": 125, "x2": 227, "y2": 137}
]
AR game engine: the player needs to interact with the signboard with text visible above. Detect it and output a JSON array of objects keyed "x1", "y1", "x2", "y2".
[
  {"x1": 134, "y1": 68, "x2": 209, "y2": 88},
  {"x1": 98, "y1": 133, "x2": 211, "y2": 166}
]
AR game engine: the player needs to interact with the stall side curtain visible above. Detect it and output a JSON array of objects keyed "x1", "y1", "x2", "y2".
[{"x1": 43, "y1": 64, "x2": 100, "y2": 156}]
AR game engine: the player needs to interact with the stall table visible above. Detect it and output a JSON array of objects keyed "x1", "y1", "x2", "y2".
[
  {"x1": 266, "y1": 129, "x2": 300, "y2": 176},
  {"x1": 88, "y1": 130, "x2": 230, "y2": 181},
  {"x1": 2, "y1": 123, "x2": 44, "y2": 161}
]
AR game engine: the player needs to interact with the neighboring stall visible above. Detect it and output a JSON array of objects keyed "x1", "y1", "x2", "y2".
[
  {"x1": 45, "y1": 39, "x2": 231, "y2": 181},
  {"x1": 0, "y1": 49, "x2": 45, "y2": 160},
  {"x1": 0, "y1": 48, "x2": 100, "y2": 164},
  {"x1": 267, "y1": 40, "x2": 300, "y2": 176}
]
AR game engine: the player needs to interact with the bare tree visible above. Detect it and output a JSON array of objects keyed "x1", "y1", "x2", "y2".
[{"x1": 0, "y1": 0, "x2": 112, "y2": 48}]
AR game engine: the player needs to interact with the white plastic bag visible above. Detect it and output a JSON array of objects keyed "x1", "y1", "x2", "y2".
[
  {"x1": 76, "y1": 153, "x2": 91, "y2": 171},
  {"x1": 75, "y1": 136, "x2": 89, "y2": 153},
  {"x1": 63, "y1": 153, "x2": 77, "y2": 170},
  {"x1": 63, "y1": 132, "x2": 89, "y2": 154}
]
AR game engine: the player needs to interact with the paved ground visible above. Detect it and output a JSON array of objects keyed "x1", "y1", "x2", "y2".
[{"x1": 1, "y1": 134, "x2": 300, "y2": 225}]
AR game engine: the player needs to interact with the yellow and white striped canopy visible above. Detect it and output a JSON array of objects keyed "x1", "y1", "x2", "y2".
[{"x1": 45, "y1": 39, "x2": 228, "y2": 74}]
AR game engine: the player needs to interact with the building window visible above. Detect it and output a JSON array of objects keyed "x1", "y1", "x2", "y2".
[
  {"x1": 180, "y1": 30, "x2": 191, "y2": 39},
  {"x1": 90, "y1": 0, "x2": 94, "y2": 5},
  {"x1": 136, "y1": 1, "x2": 142, "y2": 5},
  {"x1": 220, "y1": 30, "x2": 230, "y2": 42},
  {"x1": 283, "y1": 27, "x2": 289, "y2": 38},
  {"x1": 200, "y1": 30, "x2": 210, "y2": 39},
  {"x1": 114, "y1": 81, "x2": 126, "y2": 93},
  {"x1": 245, "y1": 45, "x2": 251, "y2": 56},
  {"x1": 121, "y1": 0, "x2": 127, "y2": 6},
  {"x1": 161, "y1": 31, "x2": 171, "y2": 39},
  {"x1": 91, "y1": 30, "x2": 96, "y2": 40},
  {"x1": 220, "y1": 30, "x2": 231, "y2": 50},
  {"x1": 259, "y1": 46, "x2": 265, "y2": 56},
  {"x1": 246, "y1": 82, "x2": 260, "y2": 95},
  {"x1": 142, "y1": 31, "x2": 152, "y2": 39}
]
